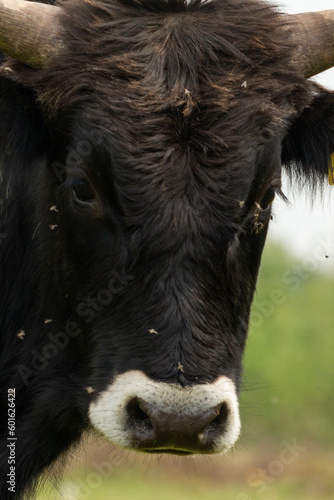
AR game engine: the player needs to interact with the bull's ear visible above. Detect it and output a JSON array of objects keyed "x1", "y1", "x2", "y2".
[
  {"x1": 0, "y1": 73, "x2": 49, "y2": 163},
  {"x1": 282, "y1": 88, "x2": 334, "y2": 186}
]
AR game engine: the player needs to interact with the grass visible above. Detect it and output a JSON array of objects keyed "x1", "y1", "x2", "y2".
[
  {"x1": 242, "y1": 244, "x2": 334, "y2": 445},
  {"x1": 36, "y1": 452, "x2": 334, "y2": 500}
]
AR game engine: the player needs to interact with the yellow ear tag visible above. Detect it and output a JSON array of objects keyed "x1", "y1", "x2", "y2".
[{"x1": 329, "y1": 153, "x2": 334, "y2": 186}]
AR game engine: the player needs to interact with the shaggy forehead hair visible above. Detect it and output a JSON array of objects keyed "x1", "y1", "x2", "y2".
[
  {"x1": 35, "y1": 0, "x2": 311, "y2": 112},
  {"x1": 29, "y1": 0, "x2": 312, "y2": 230}
]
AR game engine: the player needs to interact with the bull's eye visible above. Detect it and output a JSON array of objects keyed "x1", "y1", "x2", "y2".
[
  {"x1": 73, "y1": 179, "x2": 95, "y2": 203},
  {"x1": 259, "y1": 187, "x2": 276, "y2": 210}
]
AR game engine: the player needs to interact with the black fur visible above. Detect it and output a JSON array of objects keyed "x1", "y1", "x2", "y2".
[
  {"x1": 283, "y1": 88, "x2": 334, "y2": 184},
  {"x1": 0, "y1": 0, "x2": 333, "y2": 497}
]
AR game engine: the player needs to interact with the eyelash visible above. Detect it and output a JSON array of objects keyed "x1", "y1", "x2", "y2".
[
  {"x1": 72, "y1": 179, "x2": 95, "y2": 203},
  {"x1": 58, "y1": 177, "x2": 95, "y2": 204}
]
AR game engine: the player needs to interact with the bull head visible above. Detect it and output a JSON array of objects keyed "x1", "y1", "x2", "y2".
[
  {"x1": 1, "y1": 1, "x2": 334, "y2": 490},
  {"x1": 0, "y1": 0, "x2": 334, "y2": 77}
]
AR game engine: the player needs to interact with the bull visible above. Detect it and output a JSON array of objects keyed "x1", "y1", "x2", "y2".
[{"x1": 0, "y1": 0, "x2": 334, "y2": 498}]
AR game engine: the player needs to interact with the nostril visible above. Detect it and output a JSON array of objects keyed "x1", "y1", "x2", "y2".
[
  {"x1": 126, "y1": 398, "x2": 153, "y2": 435},
  {"x1": 205, "y1": 402, "x2": 229, "y2": 435}
]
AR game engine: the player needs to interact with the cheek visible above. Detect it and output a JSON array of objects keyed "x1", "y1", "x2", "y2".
[{"x1": 242, "y1": 208, "x2": 271, "y2": 270}]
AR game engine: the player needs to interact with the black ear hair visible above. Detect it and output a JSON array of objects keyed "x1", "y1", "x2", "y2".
[
  {"x1": 282, "y1": 86, "x2": 334, "y2": 187},
  {"x1": 0, "y1": 71, "x2": 49, "y2": 164}
]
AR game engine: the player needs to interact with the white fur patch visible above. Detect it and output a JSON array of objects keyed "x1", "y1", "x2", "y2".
[{"x1": 89, "y1": 371, "x2": 241, "y2": 454}]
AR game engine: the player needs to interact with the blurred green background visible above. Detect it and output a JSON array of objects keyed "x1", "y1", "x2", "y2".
[{"x1": 37, "y1": 244, "x2": 334, "y2": 500}]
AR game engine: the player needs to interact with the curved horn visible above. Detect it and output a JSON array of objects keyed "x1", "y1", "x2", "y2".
[
  {"x1": 0, "y1": 0, "x2": 62, "y2": 68},
  {"x1": 290, "y1": 10, "x2": 334, "y2": 78}
]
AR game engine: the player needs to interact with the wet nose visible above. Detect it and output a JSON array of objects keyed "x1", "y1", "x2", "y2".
[{"x1": 126, "y1": 397, "x2": 229, "y2": 454}]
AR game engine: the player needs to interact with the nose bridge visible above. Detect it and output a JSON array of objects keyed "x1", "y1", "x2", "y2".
[
  {"x1": 144, "y1": 255, "x2": 206, "y2": 323},
  {"x1": 89, "y1": 370, "x2": 241, "y2": 455},
  {"x1": 146, "y1": 268, "x2": 225, "y2": 377}
]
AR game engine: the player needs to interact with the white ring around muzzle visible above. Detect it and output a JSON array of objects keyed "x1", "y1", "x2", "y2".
[{"x1": 88, "y1": 370, "x2": 241, "y2": 454}]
